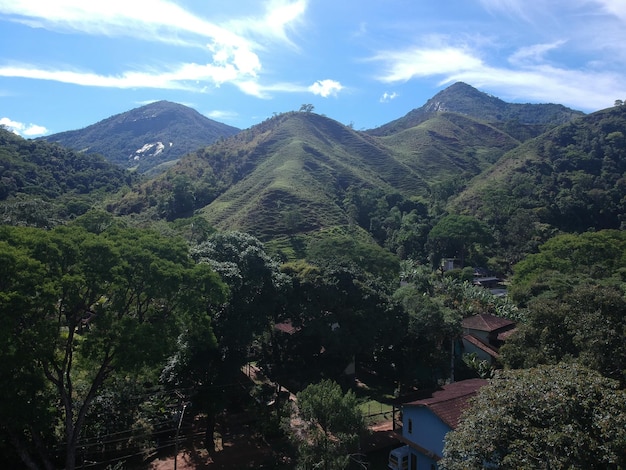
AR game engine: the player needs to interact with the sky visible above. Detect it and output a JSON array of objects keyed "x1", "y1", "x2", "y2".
[{"x1": 1, "y1": 0, "x2": 625, "y2": 137}]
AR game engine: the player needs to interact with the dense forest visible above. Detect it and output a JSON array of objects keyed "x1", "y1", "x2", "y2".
[{"x1": 1, "y1": 89, "x2": 625, "y2": 469}]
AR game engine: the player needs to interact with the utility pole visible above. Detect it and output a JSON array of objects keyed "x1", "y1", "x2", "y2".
[{"x1": 174, "y1": 402, "x2": 188, "y2": 470}]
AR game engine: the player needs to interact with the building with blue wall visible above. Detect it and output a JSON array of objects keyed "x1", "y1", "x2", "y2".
[{"x1": 388, "y1": 378, "x2": 486, "y2": 470}]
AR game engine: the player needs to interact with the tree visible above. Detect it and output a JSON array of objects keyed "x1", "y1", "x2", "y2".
[
  {"x1": 509, "y1": 230, "x2": 626, "y2": 304},
  {"x1": 299, "y1": 103, "x2": 315, "y2": 113},
  {"x1": 289, "y1": 379, "x2": 365, "y2": 470},
  {"x1": 190, "y1": 232, "x2": 288, "y2": 447},
  {"x1": 441, "y1": 363, "x2": 626, "y2": 469},
  {"x1": 387, "y1": 285, "x2": 458, "y2": 387},
  {"x1": 306, "y1": 230, "x2": 400, "y2": 284},
  {"x1": 501, "y1": 284, "x2": 626, "y2": 385},
  {"x1": 277, "y1": 261, "x2": 398, "y2": 383},
  {"x1": 615, "y1": 99, "x2": 624, "y2": 107},
  {"x1": 0, "y1": 224, "x2": 225, "y2": 470},
  {"x1": 427, "y1": 214, "x2": 492, "y2": 268}
]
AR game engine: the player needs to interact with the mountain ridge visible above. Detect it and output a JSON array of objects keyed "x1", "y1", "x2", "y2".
[
  {"x1": 40, "y1": 100, "x2": 240, "y2": 174},
  {"x1": 368, "y1": 82, "x2": 584, "y2": 138}
]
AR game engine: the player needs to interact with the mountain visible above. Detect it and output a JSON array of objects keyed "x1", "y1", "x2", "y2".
[
  {"x1": 449, "y1": 104, "x2": 626, "y2": 258},
  {"x1": 368, "y1": 82, "x2": 584, "y2": 140},
  {"x1": 111, "y1": 111, "x2": 429, "y2": 234},
  {"x1": 0, "y1": 126, "x2": 134, "y2": 227},
  {"x1": 41, "y1": 101, "x2": 240, "y2": 174},
  {"x1": 108, "y1": 98, "x2": 535, "y2": 242}
]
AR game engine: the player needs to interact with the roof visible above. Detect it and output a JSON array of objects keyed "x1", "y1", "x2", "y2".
[
  {"x1": 462, "y1": 313, "x2": 515, "y2": 333},
  {"x1": 404, "y1": 378, "x2": 487, "y2": 429},
  {"x1": 274, "y1": 320, "x2": 299, "y2": 335},
  {"x1": 496, "y1": 328, "x2": 517, "y2": 341},
  {"x1": 462, "y1": 334, "x2": 500, "y2": 358}
]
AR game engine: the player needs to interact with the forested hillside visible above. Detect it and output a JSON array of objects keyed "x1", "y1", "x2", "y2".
[
  {"x1": 0, "y1": 126, "x2": 134, "y2": 226},
  {"x1": 451, "y1": 104, "x2": 626, "y2": 264}
]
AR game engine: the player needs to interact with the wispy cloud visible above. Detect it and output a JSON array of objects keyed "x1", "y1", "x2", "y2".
[
  {"x1": 367, "y1": 0, "x2": 626, "y2": 112},
  {"x1": 371, "y1": 46, "x2": 483, "y2": 83},
  {"x1": 228, "y1": 0, "x2": 308, "y2": 45},
  {"x1": 205, "y1": 109, "x2": 239, "y2": 121},
  {"x1": 1, "y1": 116, "x2": 48, "y2": 136},
  {"x1": 0, "y1": 61, "x2": 260, "y2": 90},
  {"x1": 508, "y1": 41, "x2": 566, "y2": 66},
  {"x1": 234, "y1": 78, "x2": 344, "y2": 99},
  {"x1": 0, "y1": 0, "x2": 310, "y2": 95}
]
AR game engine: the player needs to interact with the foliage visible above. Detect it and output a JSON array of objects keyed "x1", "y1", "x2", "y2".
[
  {"x1": 0, "y1": 127, "x2": 134, "y2": 226},
  {"x1": 438, "y1": 277, "x2": 523, "y2": 321},
  {"x1": 273, "y1": 260, "x2": 399, "y2": 385},
  {"x1": 0, "y1": 224, "x2": 225, "y2": 470},
  {"x1": 510, "y1": 229, "x2": 626, "y2": 304},
  {"x1": 289, "y1": 379, "x2": 365, "y2": 470},
  {"x1": 427, "y1": 214, "x2": 492, "y2": 268},
  {"x1": 306, "y1": 227, "x2": 400, "y2": 283},
  {"x1": 452, "y1": 105, "x2": 626, "y2": 264},
  {"x1": 501, "y1": 284, "x2": 626, "y2": 385},
  {"x1": 441, "y1": 363, "x2": 626, "y2": 469},
  {"x1": 386, "y1": 285, "x2": 459, "y2": 387},
  {"x1": 343, "y1": 186, "x2": 431, "y2": 260}
]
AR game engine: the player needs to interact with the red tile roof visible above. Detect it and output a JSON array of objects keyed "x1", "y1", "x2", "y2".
[
  {"x1": 274, "y1": 320, "x2": 299, "y2": 335},
  {"x1": 405, "y1": 378, "x2": 487, "y2": 429},
  {"x1": 462, "y1": 313, "x2": 514, "y2": 333},
  {"x1": 462, "y1": 334, "x2": 500, "y2": 358}
]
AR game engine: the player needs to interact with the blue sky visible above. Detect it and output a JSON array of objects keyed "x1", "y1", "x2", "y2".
[{"x1": 1, "y1": 0, "x2": 625, "y2": 136}]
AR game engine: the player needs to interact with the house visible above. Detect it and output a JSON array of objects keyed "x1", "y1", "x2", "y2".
[
  {"x1": 388, "y1": 379, "x2": 487, "y2": 470},
  {"x1": 461, "y1": 313, "x2": 516, "y2": 364},
  {"x1": 440, "y1": 258, "x2": 462, "y2": 272}
]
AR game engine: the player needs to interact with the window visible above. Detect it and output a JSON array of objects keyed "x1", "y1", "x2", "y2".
[{"x1": 408, "y1": 418, "x2": 413, "y2": 434}]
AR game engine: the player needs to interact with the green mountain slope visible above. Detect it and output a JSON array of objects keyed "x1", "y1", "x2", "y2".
[
  {"x1": 380, "y1": 112, "x2": 520, "y2": 185},
  {"x1": 450, "y1": 105, "x2": 626, "y2": 244},
  {"x1": 198, "y1": 112, "x2": 429, "y2": 237},
  {"x1": 41, "y1": 100, "x2": 240, "y2": 174},
  {"x1": 108, "y1": 84, "x2": 587, "y2": 245},
  {"x1": 0, "y1": 127, "x2": 134, "y2": 226},
  {"x1": 369, "y1": 82, "x2": 584, "y2": 140},
  {"x1": 111, "y1": 111, "x2": 429, "y2": 237}
]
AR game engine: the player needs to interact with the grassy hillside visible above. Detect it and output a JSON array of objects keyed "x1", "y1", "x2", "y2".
[
  {"x1": 380, "y1": 112, "x2": 520, "y2": 186},
  {"x1": 198, "y1": 112, "x2": 428, "y2": 237},
  {"x1": 110, "y1": 112, "x2": 430, "y2": 239}
]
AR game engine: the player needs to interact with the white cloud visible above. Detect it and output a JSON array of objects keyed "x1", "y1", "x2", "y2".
[
  {"x1": 371, "y1": 46, "x2": 483, "y2": 83},
  {"x1": 587, "y1": 0, "x2": 626, "y2": 23},
  {"x1": 205, "y1": 109, "x2": 238, "y2": 121},
  {"x1": 0, "y1": 0, "x2": 249, "y2": 47},
  {"x1": 0, "y1": 56, "x2": 263, "y2": 91},
  {"x1": 308, "y1": 79, "x2": 343, "y2": 97},
  {"x1": 508, "y1": 41, "x2": 566, "y2": 66},
  {"x1": 380, "y1": 91, "x2": 398, "y2": 103},
  {"x1": 0, "y1": 0, "x2": 307, "y2": 95},
  {"x1": 443, "y1": 64, "x2": 623, "y2": 110},
  {"x1": 0, "y1": 116, "x2": 48, "y2": 136}
]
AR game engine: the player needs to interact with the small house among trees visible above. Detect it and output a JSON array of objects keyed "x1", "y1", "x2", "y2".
[
  {"x1": 389, "y1": 379, "x2": 487, "y2": 470},
  {"x1": 460, "y1": 313, "x2": 516, "y2": 364}
]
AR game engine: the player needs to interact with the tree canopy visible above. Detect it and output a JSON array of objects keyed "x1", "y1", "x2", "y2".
[
  {"x1": 289, "y1": 379, "x2": 365, "y2": 470},
  {"x1": 441, "y1": 363, "x2": 626, "y2": 470},
  {"x1": 0, "y1": 224, "x2": 226, "y2": 470}
]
